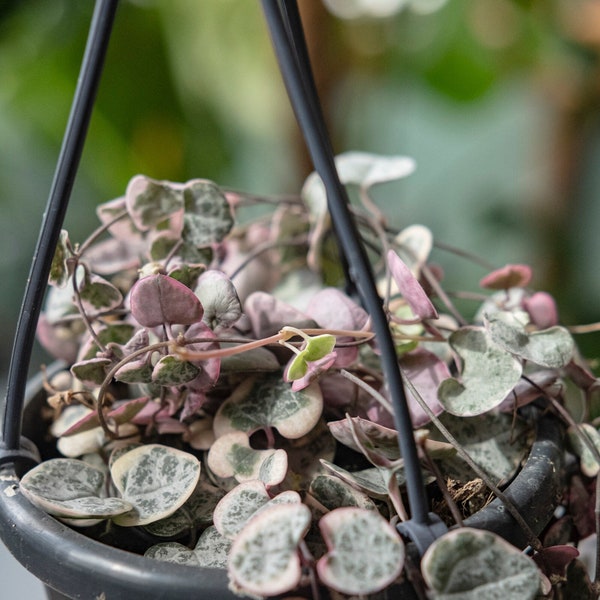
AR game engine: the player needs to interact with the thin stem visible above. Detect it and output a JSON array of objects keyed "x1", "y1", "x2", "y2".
[
  {"x1": 76, "y1": 209, "x2": 128, "y2": 257},
  {"x1": 71, "y1": 266, "x2": 106, "y2": 353},
  {"x1": 421, "y1": 446, "x2": 464, "y2": 527},
  {"x1": 568, "y1": 322, "x2": 600, "y2": 334},
  {"x1": 340, "y1": 369, "x2": 394, "y2": 415}
]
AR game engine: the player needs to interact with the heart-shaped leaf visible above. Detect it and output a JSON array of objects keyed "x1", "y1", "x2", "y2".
[
  {"x1": 145, "y1": 526, "x2": 232, "y2": 569},
  {"x1": 144, "y1": 480, "x2": 224, "y2": 538},
  {"x1": 110, "y1": 444, "x2": 201, "y2": 526},
  {"x1": 181, "y1": 179, "x2": 234, "y2": 246},
  {"x1": 228, "y1": 502, "x2": 311, "y2": 597},
  {"x1": 421, "y1": 529, "x2": 540, "y2": 600},
  {"x1": 207, "y1": 431, "x2": 288, "y2": 486},
  {"x1": 152, "y1": 355, "x2": 200, "y2": 386},
  {"x1": 387, "y1": 250, "x2": 438, "y2": 320},
  {"x1": 244, "y1": 292, "x2": 317, "y2": 338},
  {"x1": 317, "y1": 507, "x2": 405, "y2": 595},
  {"x1": 130, "y1": 274, "x2": 203, "y2": 327},
  {"x1": 214, "y1": 375, "x2": 323, "y2": 440},
  {"x1": 145, "y1": 542, "x2": 201, "y2": 567},
  {"x1": 77, "y1": 272, "x2": 123, "y2": 313},
  {"x1": 437, "y1": 326, "x2": 523, "y2": 416},
  {"x1": 125, "y1": 175, "x2": 184, "y2": 231},
  {"x1": 485, "y1": 311, "x2": 574, "y2": 369},
  {"x1": 212, "y1": 480, "x2": 271, "y2": 539},
  {"x1": 400, "y1": 348, "x2": 448, "y2": 427},
  {"x1": 194, "y1": 270, "x2": 241, "y2": 330},
  {"x1": 328, "y1": 415, "x2": 400, "y2": 464},
  {"x1": 303, "y1": 288, "x2": 368, "y2": 366},
  {"x1": 428, "y1": 411, "x2": 528, "y2": 482},
  {"x1": 20, "y1": 459, "x2": 132, "y2": 520},
  {"x1": 213, "y1": 480, "x2": 301, "y2": 540},
  {"x1": 51, "y1": 405, "x2": 106, "y2": 458},
  {"x1": 309, "y1": 474, "x2": 376, "y2": 511}
]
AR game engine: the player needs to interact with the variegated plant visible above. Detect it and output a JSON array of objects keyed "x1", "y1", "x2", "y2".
[{"x1": 24, "y1": 152, "x2": 600, "y2": 598}]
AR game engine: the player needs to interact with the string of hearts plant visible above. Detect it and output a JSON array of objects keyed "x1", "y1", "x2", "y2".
[{"x1": 20, "y1": 153, "x2": 600, "y2": 599}]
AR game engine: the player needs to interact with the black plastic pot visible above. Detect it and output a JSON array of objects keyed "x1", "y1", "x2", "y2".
[{"x1": 0, "y1": 366, "x2": 565, "y2": 600}]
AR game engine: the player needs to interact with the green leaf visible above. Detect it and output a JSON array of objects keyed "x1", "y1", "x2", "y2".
[
  {"x1": 309, "y1": 474, "x2": 376, "y2": 511},
  {"x1": 213, "y1": 480, "x2": 301, "y2": 540},
  {"x1": 146, "y1": 527, "x2": 233, "y2": 569},
  {"x1": 214, "y1": 375, "x2": 323, "y2": 440},
  {"x1": 485, "y1": 311, "x2": 575, "y2": 369},
  {"x1": 207, "y1": 431, "x2": 288, "y2": 486},
  {"x1": 20, "y1": 458, "x2": 132, "y2": 520},
  {"x1": 145, "y1": 543, "x2": 201, "y2": 567},
  {"x1": 421, "y1": 529, "x2": 540, "y2": 600},
  {"x1": 152, "y1": 355, "x2": 200, "y2": 386},
  {"x1": 317, "y1": 507, "x2": 405, "y2": 595},
  {"x1": 49, "y1": 230, "x2": 72, "y2": 288},
  {"x1": 303, "y1": 334, "x2": 336, "y2": 361},
  {"x1": 228, "y1": 503, "x2": 311, "y2": 597},
  {"x1": 182, "y1": 179, "x2": 234, "y2": 246},
  {"x1": 143, "y1": 480, "x2": 224, "y2": 538},
  {"x1": 193, "y1": 526, "x2": 232, "y2": 568},
  {"x1": 437, "y1": 326, "x2": 522, "y2": 416},
  {"x1": 428, "y1": 412, "x2": 528, "y2": 483},
  {"x1": 212, "y1": 480, "x2": 271, "y2": 539},
  {"x1": 110, "y1": 444, "x2": 201, "y2": 526},
  {"x1": 77, "y1": 272, "x2": 123, "y2": 313},
  {"x1": 125, "y1": 175, "x2": 184, "y2": 231}
]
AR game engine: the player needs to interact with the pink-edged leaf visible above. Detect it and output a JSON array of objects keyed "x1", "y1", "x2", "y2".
[
  {"x1": 305, "y1": 288, "x2": 369, "y2": 367},
  {"x1": 130, "y1": 274, "x2": 203, "y2": 327},
  {"x1": 60, "y1": 410, "x2": 102, "y2": 437},
  {"x1": 400, "y1": 348, "x2": 448, "y2": 427},
  {"x1": 244, "y1": 291, "x2": 316, "y2": 338},
  {"x1": 83, "y1": 237, "x2": 145, "y2": 275},
  {"x1": 387, "y1": 250, "x2": 438, "y2": 320},
  {"x1": 496, "y1": 370, "x2": 559, "y2": 412},
  {"x1": 523, "y1": 291, "x2": 558, "y2": 329},
  {"x1": 108, "y1": 397, "x2": 150, "y2": 425},
  {"x1": 125, "y1": 175, "x2": 184, "y2": 232},
  {"x1": 480, "y1": 263, "x2": 532, "y2": 290},
  {"x1": 533, "y1": 545, "x2": 579, "y2": 578},
  {"x1": 36, "y1": 314, "x2": 80, "y2": 364},
  {"x1": 317, "y1": 507, "x2": 405, "y2": 595},
  {"x1": 194, "y1": 270, "x2": 241, "y2": 330},
  {"x1": 96, "y1": 196, "x2": 142, "y2": 240},
  {"x1": 77, "y1": 272, "x2": 123, "y2": 313},
  {"x1": 71, "y1": 357, "x2": 111, "y2": 387}
]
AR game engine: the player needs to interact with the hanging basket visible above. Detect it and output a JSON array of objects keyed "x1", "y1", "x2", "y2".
[{"x1": 0, "y1": 2, "x2": 586, "y2": 599}]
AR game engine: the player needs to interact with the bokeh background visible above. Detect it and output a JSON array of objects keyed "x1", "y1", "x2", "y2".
[
  {"x1": 1, "y1": 0, "x2": 599, "y2": 381},
  {"x1": 1, "y1": 0, "x2": 600, "y2": 595}
]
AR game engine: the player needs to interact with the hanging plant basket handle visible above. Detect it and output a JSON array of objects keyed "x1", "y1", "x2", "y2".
[
  {"x1": 0, "y1": 0, "x2": 120, "y2": 464},
  {"x1": 260, "y1": 0, "x2": 443, "y2": 549}
]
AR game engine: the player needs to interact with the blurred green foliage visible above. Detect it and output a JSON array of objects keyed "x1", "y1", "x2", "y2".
[{"x1": 0, "y1": 0, "x2": 598, "y2": 376}]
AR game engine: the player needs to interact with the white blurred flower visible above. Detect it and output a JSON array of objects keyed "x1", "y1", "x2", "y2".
[{"x1": 322, "y1": 0, "x2": 447, "y2": 20}]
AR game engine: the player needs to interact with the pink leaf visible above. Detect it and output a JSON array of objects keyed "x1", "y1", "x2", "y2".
[
  {"x1": 480, "y1": 263, "x2": 532, "y2": 290},
  {"x1": 387, "y1": 250, "x2": 438, "y2": 320},
  {"x1": 523, "y1": 291, "x2": 558, "y2": 329},
  {"x1": 130, "y1": 274, "x2": 203, "y2": 327},
  {"x1": 533, "y1": 545, "x2": 579, "y2": 577},
  {"x1": 400, "y1": 349, "x2": 448, "y2": 427}
]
